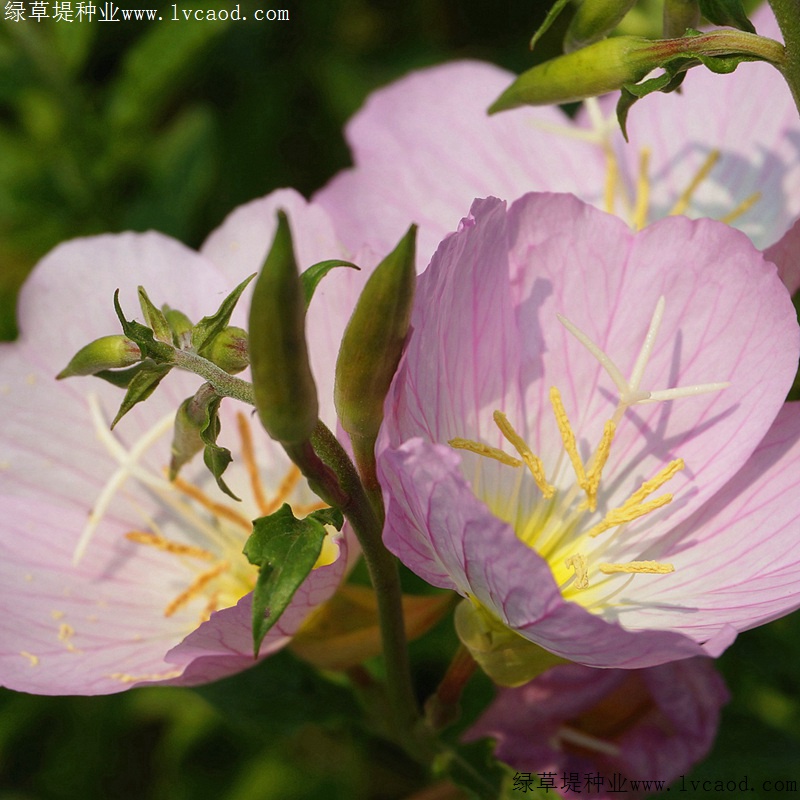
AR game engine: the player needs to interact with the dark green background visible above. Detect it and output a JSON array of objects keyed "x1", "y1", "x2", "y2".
[{"x1": 1, "y1": 2, "x2": 798, "y2": 798}]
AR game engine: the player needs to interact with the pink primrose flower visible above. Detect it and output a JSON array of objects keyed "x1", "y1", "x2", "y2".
[
  {"x1": 316, "y1": 6, "x2": 800, "y2": 291},
  {"x1": 377, "y1": 192, "x2": 800, "y2": 672},
  {"x1": 0, "y1": 189, "x2": 367, "y2": 695},
  {"x1": 465, "y1": 658, "x2": 729, "y2": 799}
]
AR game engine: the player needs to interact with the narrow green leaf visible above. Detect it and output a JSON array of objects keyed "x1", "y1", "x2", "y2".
[
  {"x1": 111, "y1": 362, "x2": 172, "y2": 428},
  {"x1": 191, "y1": 273, "x2": 256, "y2": 354},
  {"x1": 244, "y1": 504, "x2": 343, "y2": 657},
  {"x1": 300, "y1": 259, "x2": 360, "y2": 307},
  {"x1": 113, "y1": 289, "x2": 176, "y2": 362},
  {"x1": 137, "y1": 286, "x2": 173, "y2": 343},
  {"x1": 197, "y1": 394, "x2": 240, "y2": 500},
  {"x1": 530, "y1": 0, "x2": 572, "y2": 50},
  {"x1": 698, "y1": 0, "x2": 755, "y2": 33},
  {"x1": 94, "y1": 361, "x2": 152, "y2": 388}
]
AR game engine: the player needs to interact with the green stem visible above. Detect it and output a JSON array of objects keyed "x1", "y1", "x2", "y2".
[
  {"x1": 172, "y1": 349, "x2": 256, "y2": 405},
  {"x1": 769, "y1": 0, "x2": 800, "y2": 115}
]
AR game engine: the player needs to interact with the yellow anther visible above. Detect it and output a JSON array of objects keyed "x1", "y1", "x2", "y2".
[
  {"x1": 588, "y1": 493, "x2": 673, "y2": 538},
  {"x1": 550, "y1": 387, "x2": 587, "y2": 489},
  {"x1": 170, "y1": 476, "x2": 252, "y2": 531},
  {"x1": 720, "y1": 191, "x2": 762, "y2": 224},
  {"x1": 20, "y1": 651, "x2": 39, "y2": 666},
  {"x1": 236, "y1": 411, "x2": 270, "y2": 515},
  {"x1": 449, "y1": 438, "x2": 522, "y2": 468},
  {"x1": 604, "y1": 148, "x2": 618, "y2": 215},
  {"x1": 583, "y1": 420, "x2": 616, "y2": 512},
  {"x1": 598, "y1": 560, "x2": 674, "y2": 576},
  {"x1": 565, "y1": 553, "x2": 589, "y2": 589},
  {"x1": 164, "y1": 561, "x2": 229, "y2": 617},
  {"x1": 669, "y1": 149, "x2": 720, "y2": 216},
  {"x1": 493, "y1": 410, "x2": 554, "y2": 498},
  {"x1": 125, "y1": 531, "x2": 216, "y2": 562},
  {"x1": 626, "y1": 458, "x2": 684, "y2": 507},
  {"x1": 632, "y1": 147, "x2": 651, "y2": 231}
]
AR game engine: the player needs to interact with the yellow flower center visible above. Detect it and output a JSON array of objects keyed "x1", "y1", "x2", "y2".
[
  {"x1": 449, "y1": 297, "x2": 728, "y2": 610},
  {"x1": 79, "y1": 395, "x2": 332, "y2": 628}
]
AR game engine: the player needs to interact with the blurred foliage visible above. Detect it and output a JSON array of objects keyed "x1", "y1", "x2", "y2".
[{"x1": 1, "y1": 1, "x2": 799, "y2": 799}]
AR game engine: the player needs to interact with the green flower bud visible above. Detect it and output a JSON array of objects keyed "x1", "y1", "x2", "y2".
[
  {"x1": 662, "y1": 0, "x2": 700, "y2": 39},
  {"x1": 205, "y1": 326, "x2": 249, "y2": 374},
  {"x1": 489, "y1": 35, "x2": 658, "y2": 112},
  {"x1": 163, "y1": 306, "x2": 194, "y2": 349},
  {"x1": 248, "y1": 211, "x2": 318, "y2": 444},
  {"x1": 169, "y1": 383, "x2": 216, "y2": 479},
  {"x1": 564, "y1": 0, "x2": 637, "y2": 52},
  {"x1": 57, "y1": 334, "x2": 141, "y2": 380},
  {"x1": 335, "y1": 225, "x2": 416, "y2": 481}
]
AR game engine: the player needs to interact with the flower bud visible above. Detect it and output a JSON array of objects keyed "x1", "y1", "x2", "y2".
[
  {"x1": 163, "y1": 306, "x2": 194, "y2": 349},
  {"x1": 205, "y1": 326, "x2": 249, "y2": 374},
  {"x1": 662, "y1": 0, "x2": 700, "y2": 38},
  {"x1": 564, "y1": 0, "x2": 637, "y2": 52},
  {"x1": 169, "y1": 383, "x2": 217, "y2": 479},
  {"x1": 489, "y1": 36, "x2": 659, "y2": 112},
  {"x1": 56, "y1": 334, "x2": 141, "y2": 380},
  {"x1": 335, "y1": 225, "x2": 416, "y2": 478},
  {"x1": 248, "y1": 211, "x2": 318, "y2": 444}
]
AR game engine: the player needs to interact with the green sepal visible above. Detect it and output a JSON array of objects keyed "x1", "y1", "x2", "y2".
[
  {"x1": 529, "y1": 0, "x2": 571, "y2": 51},
  {"x1": 244, "y1": 504, "x2": 343, "y2": 657},
  {"x1": 248, "y1": 211, "x2": 319, "y2": 444},
  {"x1": 191, "y1": 273, "x2": 256, "y2": 354},
  {"x1": 300, "y1": 259, "x2": 360, "y2": 307},
  {"x1": 698, "y1": 0, "x2": 754, "y2": 33},
  {"x1": 110, "y1": 361, "x2": 173, "y2": 429},
  {"x1": 137, "y1": 286, "x2": 173, "y2": 343},
  {"x1": 198, "y1": 394, "x2": 239, "y2": 500},
  {"x1": 113, "y1": 289, "x2": 176, "y2": 363}
]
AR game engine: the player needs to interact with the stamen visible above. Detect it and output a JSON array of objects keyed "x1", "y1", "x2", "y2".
[
  {"x1": 598, "y1": 560, "x2": 674, "y2": 576},
  {"x1": 669, "y1": 150, "x2": 720, "y2": 216},
  {"x1": 125, "y1": 531, "x2": 216, "y2": 562},
  {"x1": 628, "y1": 296, "x2": 665, "y2": 393},
  {"x1": 170, "y1": 476, "x2": 252, "y2": 531},
  {"x1": 604, "y1": 149, "x2": 618, "y2": 215},
  {"x1": 587, "y1": 493, "x2": 673, "y2": 538},
  {"x1": 720, "y1": 192, "x2": 761, "y2": 224},
  {"x1": 643, "y1": 382, "x2": 730, "y2": 403},
  {"x1": 236, "y1": 411, "x2": 270, "y2": 515},
  {"x1": 626, "y1": 458, "x2": 684, "y2": 507},
  {"x1": 492, "y1": 411, "x2": 554, "y2": 498},
  {"x1": 583, "y1": 420, "x2": 616, "y2": 512},
  {"x1": 550, "y1": 387, "x2": 587, "y2": 490},
  {"x1": 261, "y1": 464, "x2": 303, "y2": 516},
  {"x1": 164, "y1": 561, "x2": 229, "y2": 617},
  {"x1": 632, "y1": 148, "x2": 651, "y2": 231},
  {"x1": 564, "y1": 553, "x2": 589, "y2": 589},
  {"x1": 556, "y1": 725, "x2": 621, "y2": 757},
  {"x1": 449, "y1": 438, "x2": 522, "y2": 468}
]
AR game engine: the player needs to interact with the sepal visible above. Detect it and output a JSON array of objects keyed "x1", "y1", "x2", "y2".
[{"x1": 300, "y1": 259, "x2": 360, "y2": 307}]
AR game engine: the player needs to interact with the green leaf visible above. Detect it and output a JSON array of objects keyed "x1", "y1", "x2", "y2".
[
  {"x1": 244, "y1": 504, "x2": 343, "y2": 657},
  {"x1": 197, "y1": 394, "x2": 240, "y2": 500},
  {"x1": 191, "y1": 273, "x2": 256, "y2": 354},
  {"x1": 300, "y1": 259, "x2": 360, "y2": 307},
  {"x1": 137, "y1": 286, "x2": 173, "y2": 343},
  {"x1": 530, "y1": 0, "x2": 572, "y2": 50},
  {"x1": 698, "y1": 0, "x2": 755, "y2": 33},
  {"x1": 113, "y1": 289, "x2": 175, "y2": 362},
  {"x1": 111, "y1": 362, "x2": 172, "y2": 428},
  {"x1": 94, "y1": 361, "x2": 153, "y2": 388}
]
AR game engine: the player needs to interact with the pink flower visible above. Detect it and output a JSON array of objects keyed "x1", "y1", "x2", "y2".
[
  {"x1": 465, "y1": 658, "x2": 729, "y2": 799},
  {"x1": 377, "y1": 192, "x2": 800, "y2": 672},
  {"x1": 316, "y1": 6, "x2": 800, "y2": 290},
  {"x1": 0, "y1": 189, "x2": 365, "y2": 695}
]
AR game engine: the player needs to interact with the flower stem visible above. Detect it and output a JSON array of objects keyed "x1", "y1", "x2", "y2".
[
  {"x1": 769, "y1": 0, "x2": 800, "y2": 115},
  {"x1": 172, "y1": 349, "x2": 256, "y2": 405}
]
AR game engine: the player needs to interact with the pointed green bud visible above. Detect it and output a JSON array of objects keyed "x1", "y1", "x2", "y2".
[
  {"x1": 169, "y1": 383, "x2": 216, "y2": 479},
  {"x1": 204, "y1": 326, "x2": 249, "y2": 374},
  {"x1": 663, "y1": 0, "x2": 700, "y2": 38},
  {"x1": 57, "y1": 334, "x2": 141, "y2": 379},
  {"x1": 163, "y1": 306, "x2": 194, "y2": 349},
  {"x1": 248, "y1": 211, "x2": 318, "y2": 445},
  {"x1": 335, "y1": 225, "x2": 416, "y2": 447},
  {"x1": 564, "y1": 0, "x2": 637, "y2": 52},
  {"x1": 489, "y1": 36, "x2": 659, "y2": 111}
]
